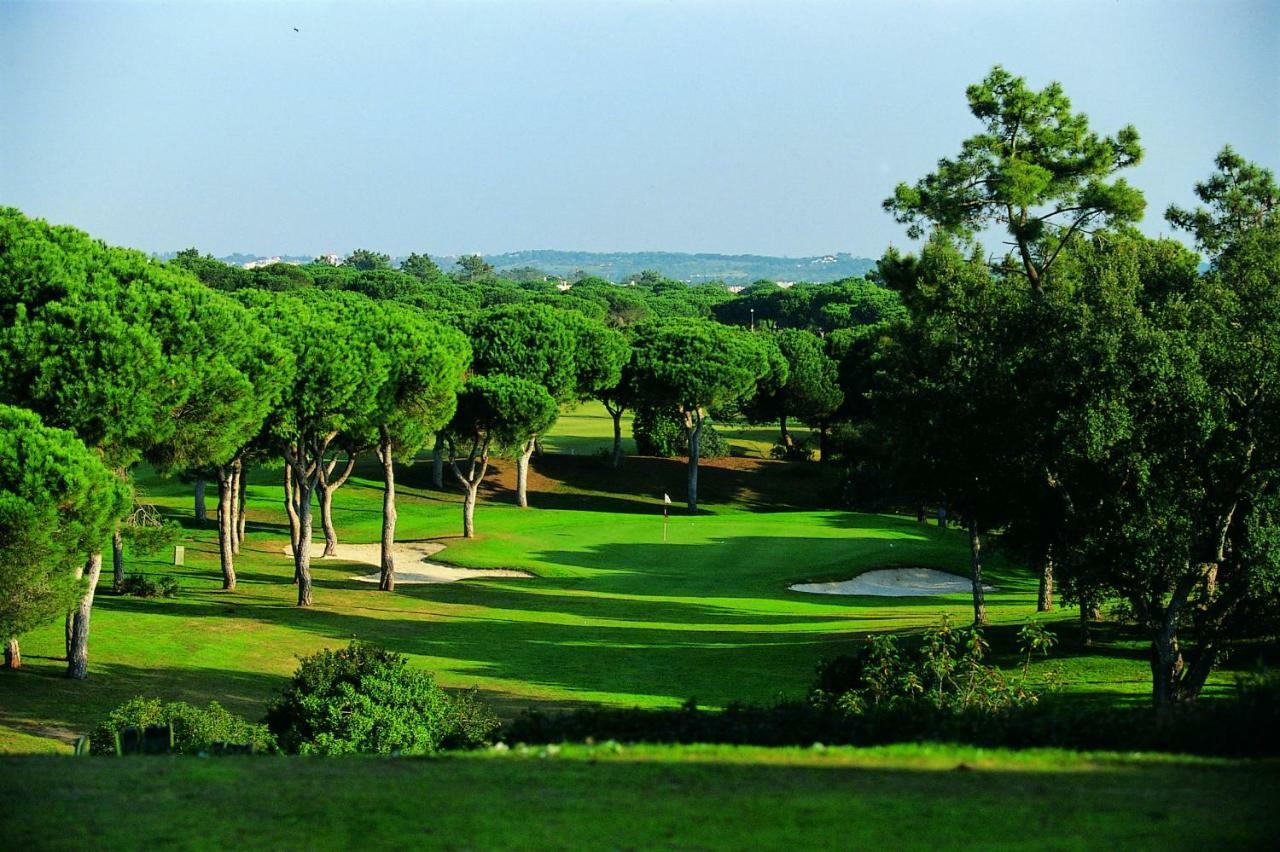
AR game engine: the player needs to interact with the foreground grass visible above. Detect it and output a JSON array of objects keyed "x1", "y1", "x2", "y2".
[{"x1": 3, "y1": 744, "x2": 1276, "y2": 850}]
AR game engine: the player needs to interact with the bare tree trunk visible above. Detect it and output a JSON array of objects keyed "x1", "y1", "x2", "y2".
[
  {"x1": 318, "y1": 482, "x2": 337, "y2": 557},
  {"x1": 378, "y1": 431, "x2": 397, "y2": 592},
  {"x1": 294, "y1": 478, "x2": 314, "y2": 607},
  {"x1": 217, "y1": 465, "x2": 236, "y2": 591},
  {"x1": 1036, "y1": 545, "x2": 1054, "y2": 612},
  {"x1": 4, "y1": 637, "x2": 20, "y2": 670},
  {"x1": 685, "y1": 413, "x2": 701, "y2": 512},
  {"x1": 235, "y1": 460, "x2": 248, "y2": 549},
  {"x1": 229, "y1": 459, "x2": 242, "y2": 555},
  {"x1": 432, "y1": 434, "x2": 445, "y2": 489},
  {"x1": 111, "y1": 527, "x2": 125, "y2": 593},
  {"x1": 67, "y1": 553, "x2": 102, "y2": 679},
  {"x1": 968, "y1": 521, "x2": 987, "y2": 626},
  {"x1": 463, "y1": 485, "x2": 478, "y2": 538},
  {"x1": 284, "y1": 464, "x2": 300, "y2": 564},
  {"x1": 515, "y1": 437, "x2": 535, "y2": 508},
  {"x1": 779, "y1": 414, "x2": 792, "y2": 449},
  {"x1": 194, "y1": 477, "x2": 207, "y2": 523},
  {"x1": 610, "y1": 409, "x2": 624, "y2": 468}
]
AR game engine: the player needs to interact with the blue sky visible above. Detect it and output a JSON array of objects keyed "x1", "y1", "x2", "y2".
[{"x1": 2, "y1": 0, "x2": 1276, "y2": 258}]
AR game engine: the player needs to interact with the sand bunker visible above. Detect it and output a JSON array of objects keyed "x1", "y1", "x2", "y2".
[
  {"x1": 790, "y1": 568, "x2": 994, "y2": 597},
  {"x1": 280, "y1": 540, "x2": 532, "y2": 585}
]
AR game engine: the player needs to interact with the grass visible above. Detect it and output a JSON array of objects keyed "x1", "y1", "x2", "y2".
[
  {"x1": 3, "y1": 744, "x2": 1276, "y2": 849},
  {"x1": 0, "y1": 402, "x2": 1253, "y2": 752}
]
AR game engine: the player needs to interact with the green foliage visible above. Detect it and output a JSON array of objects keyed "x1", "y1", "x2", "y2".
[
  {"x1": 265, "y1": 642, "x2": 499, "y2": 755},
  {"x1": 1167, "y1": 146, "x2": 1278, "y2": 255},
  {"x1": 0, "y1": 404, "x2": 129, "y2": 643},
  {"x1": 632, "y1": 406, "x2": 727, "y2": 459},
  {"x1": 454, "y1": 254, "x2": 495, "y2": 283},
  {"x1": 447, "y1": 374, "x2": 559, "y2": 455},
  {"x1": 118, "y1": 573, "x2": 180, "y2": 599},
  {"x1": 630, "y1": 319, "x2": 772, "y2": 419},
  {"x1": 742, "y1": 328, "x2": 842, "y2": 433},
  {"x1": 90, "y1": 696, "x2": 274, "y2": 755},
  {"x1": 884, "y1": 66, "x2": 1145, "y2": 288},
  {"x1": 342, "y1": 249, "x2": 391, "y2": 271},
  {"x1": 399, "y1": 252, "x2": 444, "y2": 282}
]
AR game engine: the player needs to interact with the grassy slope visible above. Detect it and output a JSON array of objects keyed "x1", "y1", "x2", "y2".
[
  {"x1": 0, "y1": 403, "x2": 1235, "y2": 751},
  {"x1": 3, "y1": 745, "x2": 1277, "y2": 850}
]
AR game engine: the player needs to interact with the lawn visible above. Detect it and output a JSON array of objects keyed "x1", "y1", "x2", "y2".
[
  {"x1": 2, "y1": 744, "x2": 1276, "y2": 849},
  {"x1": 0, "y1": 404, "x2": 1240, "y2": 751}
]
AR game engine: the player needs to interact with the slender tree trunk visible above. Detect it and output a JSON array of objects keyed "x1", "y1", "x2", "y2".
[
  {"x1": 378, "y1": 432, "x2": 397, "y2": 592},
  {"x1": 284, "y1": 464, "x2": 300, "y2": 563},
  {"x1": 4, "y1": 637, "x2": 20, "y2": 670},
  {"x1": 432, "y1": 434, "x2": 445, "y2": 489},
  {"x1": 463, "y1": 485, "x2": 478, "y2": 538},
  {"x1": 294, "y1": 477, "x2": 314, "y2": 607},
  {"x1": 968, "y1": 521, "x2": 987, "y2": 626},
  {"x1": 318, "y1": 482, "x2": 338, "y2": 557},
  {"x1": 111, "y1": 527, "x2": 125, "y2": 593},
  {"x1": 67, "y1": 553, "x2": 102, "y2": 679},
  {"x1": 228, "y1": 459, "x2": 242, "y2": 555},
  {"x1": 516, "y1": 437, "x2": 535, "y2": 509},
  {"x1": 779, "y1": 414, "x2": 791, "y2": 449},
  {"x1": 1036, "y1": 546, "x2": 1054, "y2": 612},
  {"x1": 194, "y1": 478, "x2": 207, "y2": 523},
  {"x1": 610, "y1": 409, "x2": 624, "y2": 469},
  {"x1": 217, "y1": 465, "x2": 236, "y2": 591},
  {"x1": 236, "y1": 460, "x2": 248, "y2": 549},
  {"x1": 685, "y1": 414, "x2": 702, "y2": 512}
]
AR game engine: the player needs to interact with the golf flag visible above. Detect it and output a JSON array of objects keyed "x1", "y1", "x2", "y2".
[{"x1": 663, "y1": 493, "x2": 671, "y2": 519}]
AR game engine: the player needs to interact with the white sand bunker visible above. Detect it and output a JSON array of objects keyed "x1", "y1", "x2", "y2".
[
  {"x1": 791, "y1": 568, "x2": 994, "y2": 597},
  {"x1": 280, "y1": 541, "x2": 531, "y2": 585}
]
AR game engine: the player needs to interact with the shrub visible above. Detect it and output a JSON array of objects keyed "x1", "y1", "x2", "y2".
[
  {"x1": 118, "y1": 573, "x2": 180, "y2": 598},
  {"x1": 90, "y1": 697, "x2": 273, "y2": 755},
  {"x1": 632, "y1": 406, "x2": 727, "y2": 459},
  {"x1": 266, "y1": 641, "x2": 500, "y2": 755}
]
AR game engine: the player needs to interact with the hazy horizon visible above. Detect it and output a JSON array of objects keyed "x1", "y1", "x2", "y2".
[{"x1": 2, "y1": 0, "x2": 1276, "y2": 259}]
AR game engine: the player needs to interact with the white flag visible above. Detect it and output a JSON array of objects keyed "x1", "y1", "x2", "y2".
[{"x1": 663, "y1": 493, "x2": 671, "y2": 504}]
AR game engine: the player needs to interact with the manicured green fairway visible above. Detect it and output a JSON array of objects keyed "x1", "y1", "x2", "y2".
[
  {"x1": 0, "y1": 407, "x2": 1233, "y2": 751},
  {"x1": 3, "y1": 744, "x2": 1276, "y2": 850}
]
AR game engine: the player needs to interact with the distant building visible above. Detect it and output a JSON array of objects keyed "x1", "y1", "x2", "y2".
[
  {"x1": 242, "y1": 256, "x2": 282, "y2": 270},
  {"x1": 320, "y1": 253, "x2": 341, "y2": 266}
]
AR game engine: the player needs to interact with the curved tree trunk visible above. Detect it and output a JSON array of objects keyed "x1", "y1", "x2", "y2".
[
  {"x1": 432, "y1": 434, "x2": 445, "y2": 489},
  {"x1": 67, "y1": 553, "x2": 102, "y2": 679},
  {"x1": 194, "y1": 478, "x2": 207, "y2": 523},
  {"x1": 294, "y1": 478, "x2": 314, "y2": 607},
  {"x1": 685, "y1": 413, "x2": 702, "y2": 513},
  {"x1": 515, "y1": 437, "x2": 535, "y2": 509},
  {"x1": 4, "y1": 637, "x2": 20, "y2": 670},
  {"x1": 318, "y1": 483, "x2": 338, "y2": 557},
  {"x1": 378, "y1": 430, "x2": 397, "y2": 592},
  {"x1": 462, "y1": 485, "x2": 478, "y2": 538},
  {"x1": 235, "y1": 460, "x2": 248, "y2": 549},
  {"x1": 284, "y1": 464, "x2": 300, "y2": 564},
  {"x1": 229, "y1": 459, "x2": 242, "y2": 556},
  {"x1": 968, "y1": 521, "x2": 988, "y2": 626},
  {"x1": 216, "y1": 465, "x2": 236, "y2": 591},
  {"x1": 1036, "y1": 546, "x2": 1054, "y2": 612},
  {"x1": 111, "y1": 528, "x2": 125, "y2": 593}
]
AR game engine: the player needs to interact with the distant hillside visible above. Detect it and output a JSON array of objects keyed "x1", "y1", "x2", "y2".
[
  {"x1": 159, "y1": 248, "x2": 877, "y2": 283},
  {"x1": 447, "y1": 250, "x2": 877, "y2": 284}
]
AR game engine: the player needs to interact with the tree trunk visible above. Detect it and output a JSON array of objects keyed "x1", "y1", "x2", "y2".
[
  {"x1": 1036, "y1": 546, "x2": 1054, "y2": 612},
  {"x1": 284, "y1": 464, "x2": 300, "y2": 564},
  {"x1": 610, "y1": 410, "x2": 624, "y2": 469},
  {"x1": 318, "y1": 482, "x2": 338, "y2": 557},
  {"x1": 685, "y1": 415, "x2": 701, "y2": 513},
  {"x1": 236, "y1": 460, "x2": 248, "y2": 549},
  {"x1": 463, "y1": 485, "x2": 478, "y2": 539},
  {"x1": 4, "y1": 637, "x2": 20, "y2": 670},
  {"x1": 378, "y1": 433, "x2": 397, "y2": 592},
  {"x1": 516, "y1": 437, "x2": 535, "y2": 509},
  {"x1": 432, "y1": 435, "x2": 445, "y2": 489},
  {"x1": 229, "y1": 459, "x2": 242, "y2": 555},
  {"x1": 294, "y1": 479, "x2": 314, "y2": 607},
  {"x1": 1079, "y1": 597, "x2": 1094, "y2": 647},
  {"x1": 194, "y1": 478, "x2": 207, "y2": 523},
  {"x1": 67, "y1": 553, "x2": 102, "y2": 679},
  {"x1": 217, "y1": 465, "x2": 236, "y2": 591},
  {"x1": 1150, "y1": 618, "x2": 1184, "y2": 707},
  {"x1": 779, "y1": 414, "x2": 792, "y2": 449},
  {"x1": 111, "y1": 527, "x2": 125, "y2": 593},
  {"x1": 968, "y1": 522, "x2": 987, "y2": 626}
]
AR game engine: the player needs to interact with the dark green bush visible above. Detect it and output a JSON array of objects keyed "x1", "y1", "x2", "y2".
[
  {"x1": 632, "y1": 406, "x2": 727, "y2": 459},
  {"x1": 266, "y1": 641, "x2": 500, "y2": 755},
  {"x1": 118, "y1": 573, "x2": 180, "y2": 598},
  {"x1": 90, "y1": 697, "x2": 274, "y2": 755}
]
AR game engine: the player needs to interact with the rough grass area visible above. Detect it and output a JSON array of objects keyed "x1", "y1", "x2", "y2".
[
  {"x1": 0, "y1": 404, "x2": 1260, "y2": 751},
  {"x1": 2, "y1": 744, "x2": 1276, "y2": 850}
]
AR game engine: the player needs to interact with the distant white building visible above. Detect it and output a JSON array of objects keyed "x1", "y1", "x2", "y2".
[
  {"x1": 242, "y1": 256, "x2": 282, "y2": 270},
  {"x1": 320, "y1": 253, "x2": 342, "y2": 266}
]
